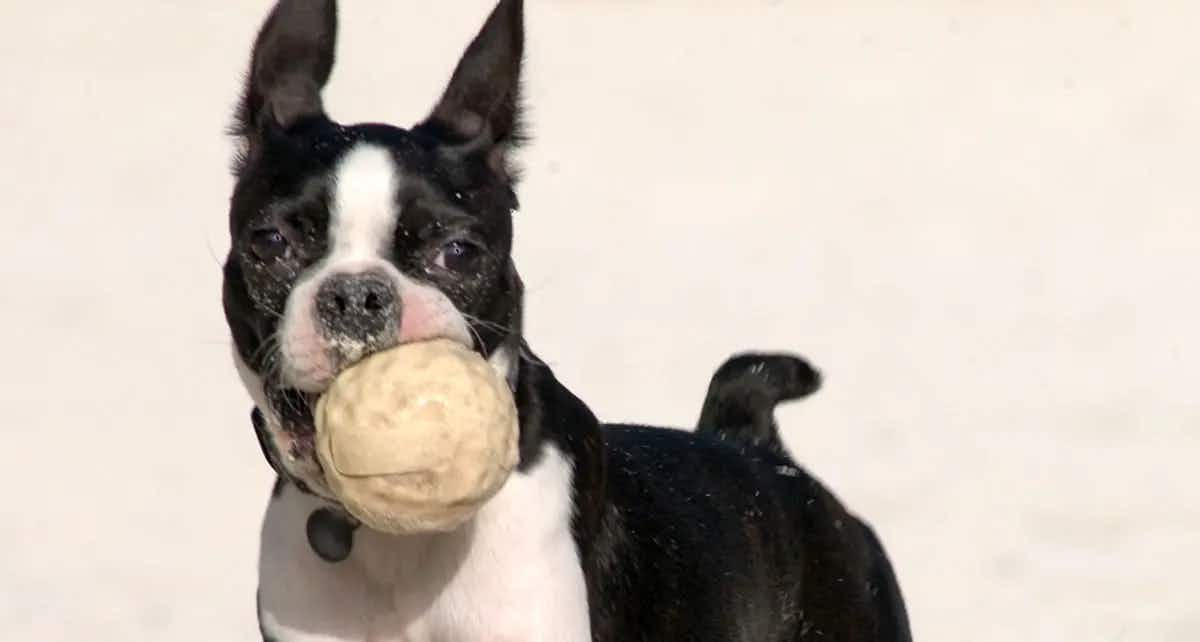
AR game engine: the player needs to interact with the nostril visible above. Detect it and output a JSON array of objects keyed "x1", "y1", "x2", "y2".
[
  {"x1": 361, "y1": 280, "x2": 394, "y2": 314},
  {"x1": 363, "y1": 291, "x2": 382, "y2": 312},
  {"x1": 334, "y1": 294, "x2": 348, "y2": 315}
]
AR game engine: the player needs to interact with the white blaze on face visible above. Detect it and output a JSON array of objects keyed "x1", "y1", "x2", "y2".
[
  {"x1": 277, "y1": 143, "x2": 474, "y2": 393},
  {"x1": 328, "y1": 145, "x2": 401, "y2": 261}
]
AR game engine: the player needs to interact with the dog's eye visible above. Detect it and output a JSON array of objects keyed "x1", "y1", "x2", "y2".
[
  {"x1": 435, "y1": 240, "x2": 483, "y2": 272},
  {"x1": 250, "y1": 228, "x2": 290, "y2": 262}
]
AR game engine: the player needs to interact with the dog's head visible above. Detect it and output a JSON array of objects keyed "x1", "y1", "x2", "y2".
[{"x1": 223, "y1": 0, "x2": 526, "y2": 496}]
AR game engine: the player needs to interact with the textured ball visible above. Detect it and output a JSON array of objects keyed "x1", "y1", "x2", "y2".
[{"x1": 315, "y1": 339, "x2": 519, "y2": 534}]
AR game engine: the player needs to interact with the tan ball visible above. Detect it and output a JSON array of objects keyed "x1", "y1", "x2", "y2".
[{"x1": 314, "y1": 339, "x2": 519, "y2": 534}]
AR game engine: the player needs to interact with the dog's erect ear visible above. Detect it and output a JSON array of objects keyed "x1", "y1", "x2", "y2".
[
  {"x1": 235, "y1": 0, "x2": 337, "y2": 146},
  {"x1": 417, "y1": 0, "x2": 525, "y2": 179}
]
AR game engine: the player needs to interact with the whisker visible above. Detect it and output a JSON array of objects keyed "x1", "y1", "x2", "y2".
[
  {"x1": 458, "y1": 312, "x2": 547, "y2": 367},
  {"x1": 257, "y1": 304, "x2": 286, "y2": 321},
  {"x1": 460, "y1": 312, "x2": 517, "y2": 337},
  {"x1": 250, "y1": 334, "x2": 282, "y2": 369},
  {"x1": 462, "y1": 320, "x2": 488, "y2": 353}
]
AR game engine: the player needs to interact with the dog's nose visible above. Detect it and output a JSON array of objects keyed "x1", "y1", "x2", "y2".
[{"x1": 316, "y1": 272, "x2": 399, "y2": 341}]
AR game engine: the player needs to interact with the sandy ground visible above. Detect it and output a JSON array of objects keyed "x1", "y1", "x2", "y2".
[{"x1": 2, "y1": 1, "x2": 1198, "y2": 640}]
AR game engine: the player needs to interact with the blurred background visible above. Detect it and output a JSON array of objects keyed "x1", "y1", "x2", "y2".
[{"x1": 2, "y1": 1, "x2": 1198, "y2": 640}]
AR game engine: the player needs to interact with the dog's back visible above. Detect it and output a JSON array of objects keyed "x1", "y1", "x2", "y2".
[{"x1": 582, "y1": 354, "x2": 911, "y2": 642}]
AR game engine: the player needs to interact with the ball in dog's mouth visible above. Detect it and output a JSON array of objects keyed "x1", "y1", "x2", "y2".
[{"x1": 314, "y1": 339, "x2": 519, "y2": 535}]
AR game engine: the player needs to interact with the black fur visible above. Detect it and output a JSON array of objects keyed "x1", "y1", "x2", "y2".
[
  {"x1": 512, "y1": 351, "x2": 911, "y2": 642},
  {"x1": 225, "y1": 1, "x2": 910, "y2": 640}
]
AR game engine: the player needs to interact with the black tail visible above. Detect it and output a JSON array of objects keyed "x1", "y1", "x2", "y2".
[{"x1": 696, "y1": 352, "x2": 821, "y2": 458}]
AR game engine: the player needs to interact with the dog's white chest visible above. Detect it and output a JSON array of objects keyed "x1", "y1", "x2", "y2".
[{"x1": 257, "y1": 447, "x2": 591, "y2": 642}]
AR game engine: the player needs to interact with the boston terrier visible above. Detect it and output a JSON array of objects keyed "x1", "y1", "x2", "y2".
[{"x1": 221, "y1": 1, "x2": 912, "y2": 640}]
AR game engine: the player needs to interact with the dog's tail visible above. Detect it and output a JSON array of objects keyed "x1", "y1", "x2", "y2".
[{"x1": 695, "y1": 352, "x2": 821, "y2": 459}]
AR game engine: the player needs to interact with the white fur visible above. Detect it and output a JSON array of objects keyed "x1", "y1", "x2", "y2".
[
  {"x1": 258, "y1": 446, "x2": 592, "y2": 642},
  {"x1": 329, "y1": 146, "x2": 402, "y2": 261},
  {"x1": 487, "y1": 344, "x2": 517, "y2": 386}
]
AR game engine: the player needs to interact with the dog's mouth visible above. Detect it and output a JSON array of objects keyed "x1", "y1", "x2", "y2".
[
  {"x1": 256, "y1": 332, "x2": 486, "y2": 495},
  {"x1": 256, "y1": 381, "x2": 327, "y2": 493},
  {"x1": 256, "y1": 339, "x2": 414, "y2": 495}
]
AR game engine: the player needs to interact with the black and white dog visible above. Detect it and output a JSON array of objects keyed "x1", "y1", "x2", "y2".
[{"x1": 222, "y1": 1, "x2": 911, "y2": 640}]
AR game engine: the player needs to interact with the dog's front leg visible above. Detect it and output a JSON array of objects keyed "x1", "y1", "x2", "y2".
[
  {"x1": 257, "y1": 481, "x2": 371, "y2": 642},
  {"x1": 422, "y1": 447, "x2": 594, "y2": 642}
]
